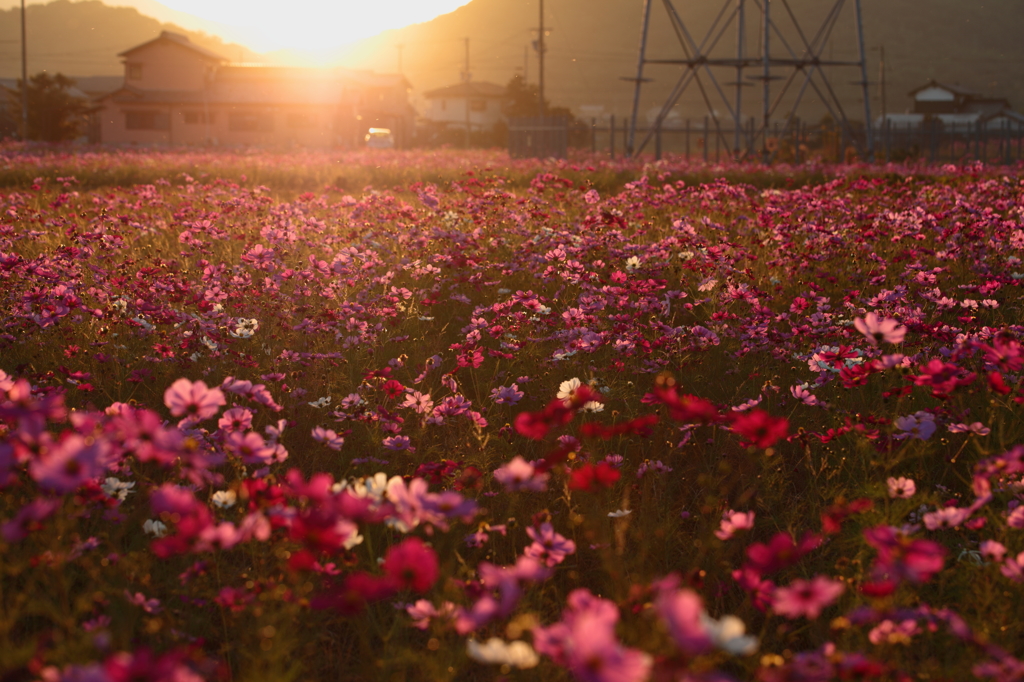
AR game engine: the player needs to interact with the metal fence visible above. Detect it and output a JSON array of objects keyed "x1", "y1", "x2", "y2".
[
  {"x1": 508, "y1": 117, "x2": 569, "y2": 159},
  {"x1": 549, "y1": 116, "x2": 1024, "y2": 164}
]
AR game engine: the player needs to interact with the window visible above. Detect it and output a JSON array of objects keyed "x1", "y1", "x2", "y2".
[
  {"x1": 287, "y1": 112, "x2": 316, "y2": 129},
  {"x1": 228, "y1": 112, "x2": 273, "y2": 132},
  {"x1": 183, "y1": 112, "x2": 214, "y2": 124},
  {"x1": 127, "y1": 63, "x2": 142, "y2": 80},
  {"x1": 125, "y1": 110, "x2": 169, "y2": 130},
  {"x1": 469, "y1": 99, "x2": 487, "y2": 112}
]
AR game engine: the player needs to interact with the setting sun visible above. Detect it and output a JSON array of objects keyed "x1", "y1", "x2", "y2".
[{"x1": 149, "y1": 0, "x2": 474, "y2": 52}]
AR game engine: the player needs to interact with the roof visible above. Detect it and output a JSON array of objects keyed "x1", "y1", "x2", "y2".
[
  {"x1": 118, "y1": 31, "x2": 227, "y2": 63},
  {"x1": 423, "y1": 81, "x2": 506, "y2": 99},
  {"x1": 908, "y1": 79, "x2": 982, "y2": 99}
]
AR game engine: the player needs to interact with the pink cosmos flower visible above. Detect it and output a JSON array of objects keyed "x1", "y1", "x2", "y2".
[
  {"x1": 490, "y1": 384, "x2": 524, "y2": 405},
  {"x1": 1007, "y1": 506, "x2": 1024, "y2": 529},
  {"x1": 401, "y1": 390, "x2": 434, "y2": 414},
  {"x1": 868, "y1": 619, "x2": 919, "y2": 645},
  {"x1": 922, "y1": 506, "x2": 969, "y2": 530},
  {"x1": 224, "y1": 431, "x2": 276, "y2": 465},
  {"x1": 714, "y1": 510, "x2": 755, "y2": 540},
  {"x1": 217, "y1": 407, "x2": 253, "y2": 433},
  {"x1": 887, "y1": 476, "x2": 916, "y2": 498},
  {"x1": 999, "y1": 551, "x2": 1024, "y2": 582},
  {"x1": 1, "y1": 498, "x2": 61, "y2": 542},
  {"x1": 653, "y1": 582, "x2": 712, "y2": 655},
  {"x1": 493, "y1": 456, "x2": 549, "y2": 492},
  {"x1": 980, "y1": 540, "x2": 1007, "y2": 562},
  {"x1": 28, "y1": 433, "x2": 105, "y2": 494},
  {"x1": 524, "y1": 522, "x2": 577, "y2": 567},
  {"x1": 311, "y1": 426, "x2": 345, "y2": 450},
  {"x1": 533, "y1": 589, "x2": 652, "y2": 682},
  {"x1": 771, "y1": 575, "x2": 845, "y2": 619},
  {"x1": 947, "y1": 421, "x2": 991, "y2": 436},
  {"x1": 163, "y1": 378, "x2": 225, "y2": 425},
  {"x1": 854, "y1": 312, "x2": 907, "y2": 347}
]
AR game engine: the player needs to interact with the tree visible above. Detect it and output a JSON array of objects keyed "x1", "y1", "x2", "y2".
[
  {"x1": 7, "y1": 73, "x2": 91, "y2": 142},
  {"x1": 503, "y1": 75, "x2": 574, "y2": 122}
]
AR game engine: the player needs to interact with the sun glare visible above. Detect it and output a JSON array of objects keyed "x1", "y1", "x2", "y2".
[{"x1": 154, "y1": 0, "x2": 473, "y2": 53}]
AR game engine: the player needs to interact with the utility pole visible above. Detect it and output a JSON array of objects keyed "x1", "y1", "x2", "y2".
[
  {"x1": 538, "y1": 0, "x2": 545, "y2": 118},
  {"x1": 878, "y1": 44, "x2": 886, "y2": 120},
  {"x1": 463, "y1": 37, "x2": 471, "y2": 148},
  {"x1": 524, "y1": 45, "x2": 528, "y2": 84},
  {"x1": 21, "y1": 0, "x2": 28, "y2": 139}
]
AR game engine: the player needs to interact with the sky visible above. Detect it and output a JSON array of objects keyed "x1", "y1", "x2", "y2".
[{"x1": 2, "y1": 0, "x2": 475, "y2": 52}]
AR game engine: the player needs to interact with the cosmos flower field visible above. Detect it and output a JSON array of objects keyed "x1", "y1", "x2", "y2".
[{"x1": 2, "y1": 144, "x2": 1024, "y2": 681}]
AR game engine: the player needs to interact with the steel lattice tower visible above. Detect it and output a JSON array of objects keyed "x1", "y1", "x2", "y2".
[{"x1": 626, "y1": 0, "x2": 874, "y2": 160}]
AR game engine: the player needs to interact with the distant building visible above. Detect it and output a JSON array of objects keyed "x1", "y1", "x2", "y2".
[
  {"x1": 421, "y1": 81, "x2": 507, "y2": 134},
  {"x1": 96, "y1": 31, "x2": 414, "y2": 148},
  {"x1": 878, "y1": 79, "x2": 1023, "y2": 129}
]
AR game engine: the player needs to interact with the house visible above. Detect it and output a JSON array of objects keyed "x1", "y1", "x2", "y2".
[
  {"x1": 421, "y1": 81, "x2": 507, "y2": 134},
  {"x1": 877, "y1": 80, "x2": 1021, "y2": 130},
  {"x1": 96, "y1": 31, "x2": 414, "y2": 148}
]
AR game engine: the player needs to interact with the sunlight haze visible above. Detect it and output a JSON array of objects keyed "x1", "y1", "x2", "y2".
[{"x1": 142, "y1": 0, "x2": 475, "y2": 51}]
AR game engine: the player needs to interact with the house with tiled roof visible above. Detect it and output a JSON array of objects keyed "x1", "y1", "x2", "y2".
[
  {"x1": 878, "y1": 79, "x2": 1023, "y2": 130},
  {"x1": 96, "y1": 31, "x2": 414, "y2": 148},
  {"x1": 422, "y1": 81, "x2": 507, "y2": 134}
]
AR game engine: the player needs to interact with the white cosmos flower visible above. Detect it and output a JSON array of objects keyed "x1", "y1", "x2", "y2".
[
  {"x1": 608, "y1": 509, "x2": 633, "y2": 518},
  {"x1": 307, "y1": 396, "x2": 332, "y2": 409},
  {"x1": 466, "y1": 638, "x2": 539, "y2": 669},
  {"x1": 143, "y1": 519, "x2": 168, "y2": 538},
  {"x1": 211, "y1": 490, "x2": 237, "y2": 509},
  {"x1": 101, "y1": 477, "x2": 136, "y2": 501},
  {"x1": 700, "y1": 612, "x2": 759, "y2": 656},
  {"x1": 557, "y1": 377, "x2": 582, "y2": 405},
  {"x1": 345, "y1": 472, "x2": 390, "y2": 502},
  {"x1": 230, "y1": 318, "x2": 259, "y2": 338}
]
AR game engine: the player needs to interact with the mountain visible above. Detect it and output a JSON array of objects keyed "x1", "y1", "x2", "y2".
[
  {"x1": 335, "y1": 0, "x2": 1024, "y2": 123},
  {"x1": 0, "y1": 0, "x2": 261, "y2": 79}
]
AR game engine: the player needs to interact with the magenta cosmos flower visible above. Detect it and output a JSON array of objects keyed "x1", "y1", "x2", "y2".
[
  {"x1": 383, "y1": 537, "x2": 439, "y2": 593},
  {"x1": 163, "y1": 378, "x2": 225, "y2": 424}
]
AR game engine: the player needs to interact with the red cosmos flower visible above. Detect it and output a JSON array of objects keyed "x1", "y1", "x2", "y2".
[
  {"x1": 381, "y1": 379, "x2": 405, "y2": 399},
  {"x1": 730, "y1": 409, "x2": 789, "y2": 448},
  {"x1": 567, "y1": 462, "x2": 621, "y2": 491},
  {"x1": 910, "y1": 359, "x2": 976, "y2": 398},
  {"x1": 988, "y1": 371, "x2": 1012, "y2": 395},
  {"x1": 581, "y1": 414, "x2": 659, "y2": 440},
  {"x1": 745, "y1": 532, "x2": 822, "y2": 575},
  {"x1": 821, "y1": 498, "x2": 873, "y2": 535},
  {"x1": 648, "y1": 385, "x2": 723, "y2": 424},
  {"x1": 514, "y1": 399, "x2": 574, "y2": 440},
  {"x1": 383, "y1": 537, "x2": 439, "y2": 593},
  {"x1": 311, "y1": 572, "x2": 397, "y2": 615}
]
